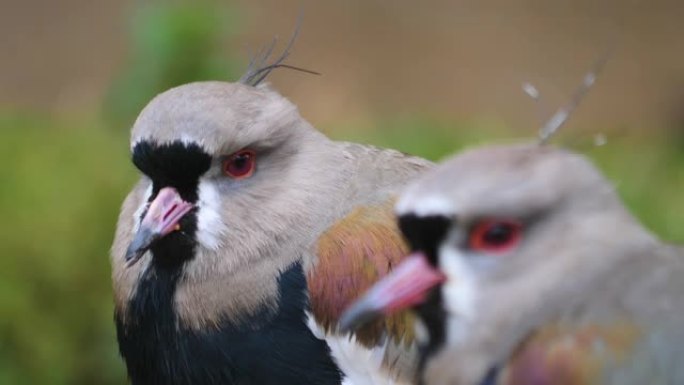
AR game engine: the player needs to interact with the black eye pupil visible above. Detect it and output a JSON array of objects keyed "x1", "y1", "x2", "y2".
[
  {"x1": 469, "y1": 219, "x2": 522, "y2": 253},
  {"x1": 483, "y1": 224, "x2": 512, "y2": 245},
  {"x1": 232, "y1": 154, "x2": 249, "y2": 169}
]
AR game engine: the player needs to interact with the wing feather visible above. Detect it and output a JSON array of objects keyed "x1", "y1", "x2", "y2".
[{"x1": 308, "y1": 200, "x2": 415, "y2": 348}]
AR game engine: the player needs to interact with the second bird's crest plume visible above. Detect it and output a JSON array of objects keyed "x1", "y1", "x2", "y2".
[{"x1": 524, "y1": 47, "x2": 613, "y2": 145}]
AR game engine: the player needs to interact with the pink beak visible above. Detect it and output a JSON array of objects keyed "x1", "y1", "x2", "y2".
[
  {"x1": 125, "y1": 187, "x2": 194, "y2": 267},
  {"x1": 338, "y1": 252, "x2": 445, "y2": 333}
]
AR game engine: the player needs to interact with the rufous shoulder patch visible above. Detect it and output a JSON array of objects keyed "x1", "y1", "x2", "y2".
[{"x1": 308, "y1": 200, "x2": 415, "y2": 348}]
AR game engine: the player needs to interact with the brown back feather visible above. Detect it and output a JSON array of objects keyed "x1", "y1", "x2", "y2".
[{"x1": 308, "y1": 200, "x2": 415, "y2": 348}]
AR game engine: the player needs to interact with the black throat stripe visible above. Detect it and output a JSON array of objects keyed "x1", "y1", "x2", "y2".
[{"x1": 397, "y1": 214, "x2": 451, "y2": 381}]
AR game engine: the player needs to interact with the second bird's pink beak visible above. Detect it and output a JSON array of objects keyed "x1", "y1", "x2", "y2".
[
  {"x1": 125, "y1": 187, "x2": 194, "y2": 267},
  {"x1": 338, "y1": 252, "x2": 445, "y2": 333}
]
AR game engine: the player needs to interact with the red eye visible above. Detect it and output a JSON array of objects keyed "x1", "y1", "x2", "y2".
[
  {"x1": 468, "y1": 219, "x2": 522, "y2": 253},
  {"x1": 222, "y1": 149, "x2": 256, "y2": 179}
]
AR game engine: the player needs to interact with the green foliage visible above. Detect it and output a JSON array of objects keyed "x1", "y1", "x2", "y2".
[
  {"x1": 0, "y1": 114, "x2": 135, "y2": 385},
  {"x1": 585, "y1": 136, "x2": 684, "y2": 243},
  {"x1": 103, "y1": 1, "x2": 241, "y2": 127}
]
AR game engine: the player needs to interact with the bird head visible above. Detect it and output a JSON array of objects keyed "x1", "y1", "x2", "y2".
[
  {"x1": 341, "y1": 144, "x2": 655, "y2": 373},
  {"x1": 110, "y1": 81, "x2": 342, "y2": 315},
  {"x1": 122, "y1": 82, "x2": 313, "y2": 262}
]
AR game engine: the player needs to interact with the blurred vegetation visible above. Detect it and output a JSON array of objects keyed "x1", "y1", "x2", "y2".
[
  {"x1": 0, "y1": 115, "x2": 132, "y2": 385},
  {"x1": 1, "y1": 1, "x2": 684, "y2": 385},
  {"x1": 104, "y1": 1, "x2": 240, "y2": 126}
]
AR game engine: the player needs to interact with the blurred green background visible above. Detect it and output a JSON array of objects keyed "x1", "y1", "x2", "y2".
[{"x1": 1, "y1": 1, "x2": 683, "y2": 384}]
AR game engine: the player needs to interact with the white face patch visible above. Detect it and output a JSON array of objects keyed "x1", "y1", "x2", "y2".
[
  {"x1": 132, "y1": 183, "x2": 153, "y2": 234},
  {"x1": 438, "y1": 240, "x2": 478, "y2": 346},
  {"x1": 413, "y1": 318, "x2": 429, "y2": 345},
  {"x1": 396, "y1": 193, "x2": 456, "y2": 217},
  {"x1": 131, "y1": 135, "x2": 211, "y2": 153},
  {"x1": 130, "y1": 138, "x2": 141, "y2": 151},
  {"x1": 195, "y1": 179, "x2": 227, "y2": 251},
  {"x1": 179, "y1": 133, "x2": 203, "y2": 148}
]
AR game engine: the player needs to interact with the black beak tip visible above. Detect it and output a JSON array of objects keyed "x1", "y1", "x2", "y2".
[
  {"x1": 338, "y1": 301, "x2": 382, "y2": 334},
  {"x1": 124, "y1": 247, "x2": 144, "y2": 268},
  {"x1": 124, "y1": 227, "x2": 158, "y2": 268}
]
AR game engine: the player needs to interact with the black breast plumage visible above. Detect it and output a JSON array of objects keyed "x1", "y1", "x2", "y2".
[{"x1": 116, "y1": 261, "x2": 342, "y2": 385}]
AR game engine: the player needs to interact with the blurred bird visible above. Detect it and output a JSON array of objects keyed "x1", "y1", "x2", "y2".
[
  {"x1": 340, "y1": 144, "x2": 684, "y2": 385},
  {"x1": 109, "y1": 74, "x2": 430, "y2": 385}
]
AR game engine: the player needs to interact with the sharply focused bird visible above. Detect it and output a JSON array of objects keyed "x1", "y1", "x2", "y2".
[
  {"x1": 109, "y1": 64, "x2": 432, "y2": 384},
  {"x1": 341, "y1": 144, "x2": 684, "y2": 385}
]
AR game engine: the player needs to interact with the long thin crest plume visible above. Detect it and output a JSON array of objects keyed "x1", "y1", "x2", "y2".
[
  {"x1": 239, "y1": 12, "x2": 320, "y2": 86},
  {"x1": 526, "y1": 47, "x2": 613, "y2": 145}
]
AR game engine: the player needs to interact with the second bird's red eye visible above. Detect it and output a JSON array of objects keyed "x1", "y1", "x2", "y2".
[
  {"x1": 468, "y1": 219, "x2": 522, "y2": 254},
  {"x1": 222, "y1": 149, "x2": 256, "y2": 179}
]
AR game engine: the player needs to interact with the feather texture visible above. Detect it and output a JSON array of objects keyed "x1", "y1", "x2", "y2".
[
  {"x1": 502, "y1": 323, "x2": 641, "y2": 385},
  {"x1": 309, "y1": 200, "x2": 415, "y2": 348}
]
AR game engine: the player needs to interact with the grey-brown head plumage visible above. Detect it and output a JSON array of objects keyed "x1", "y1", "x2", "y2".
[
  {"x1": 389, "y1": 144, "x2": 684, "y2": 384},
  {"x1": 113, "y1": 81, "x2": 350, "y2": 327}
]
